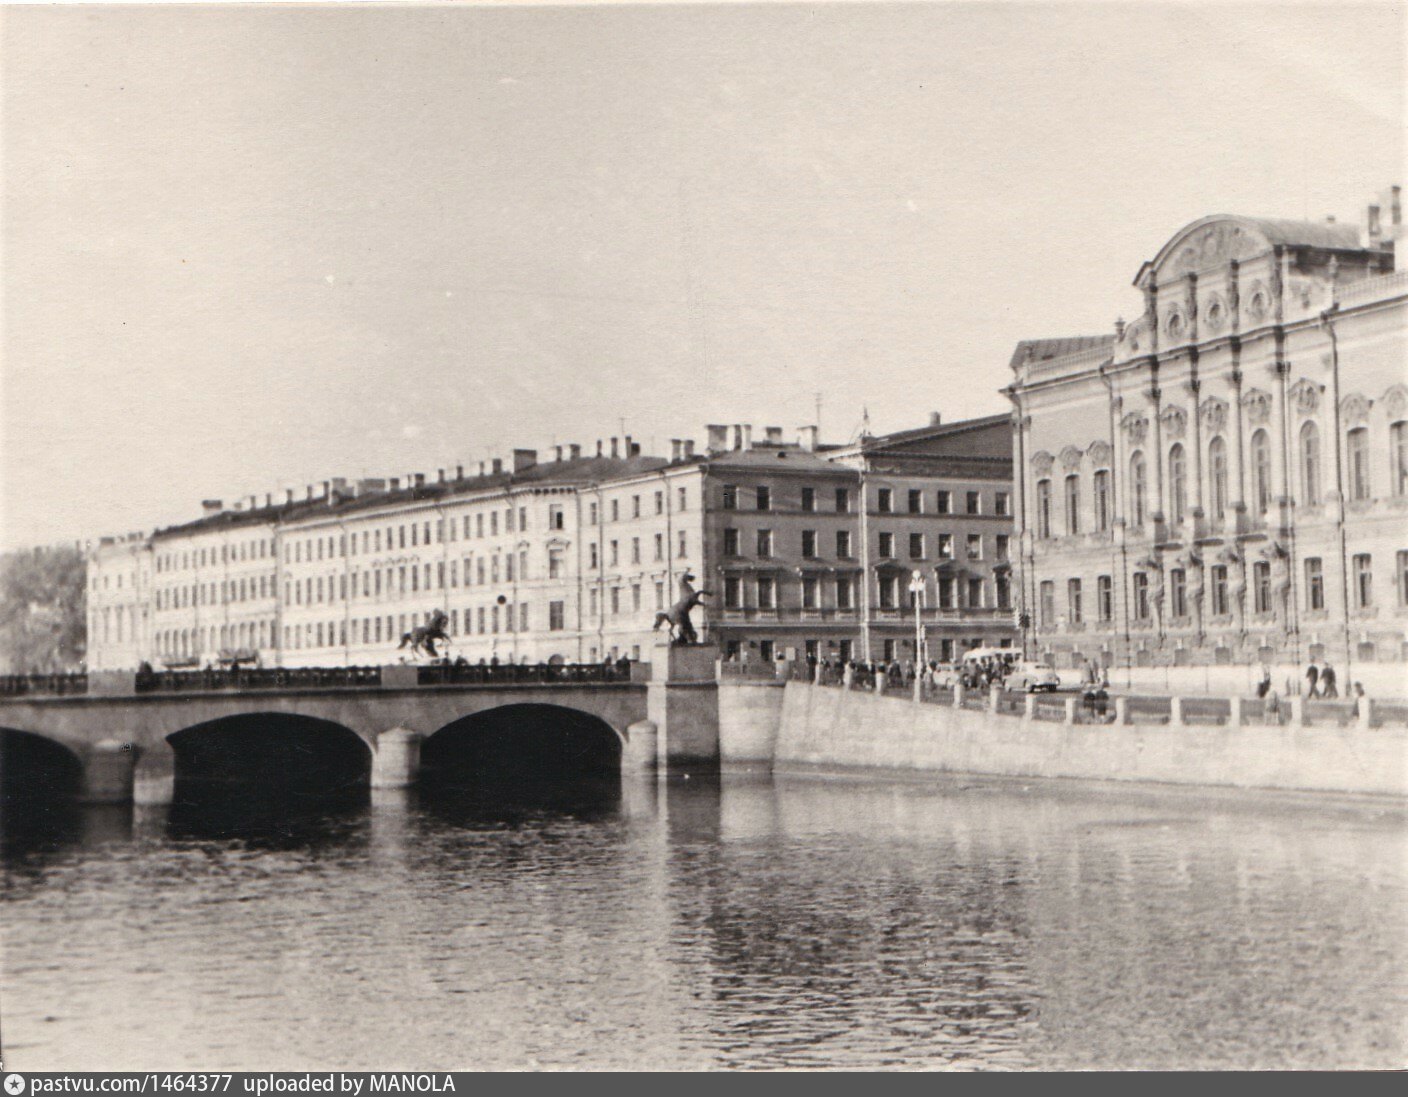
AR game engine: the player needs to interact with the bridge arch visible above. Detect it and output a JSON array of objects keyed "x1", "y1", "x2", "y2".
[
  {"x1": 0, "y1": 727, "x2": 85, "y2": 802},
  {"x1": 167, "y1": 712, "x2": 373, "y2": 795},
  {"x1": 421, "y1": 703, "x2": 624, "y2": 788}
]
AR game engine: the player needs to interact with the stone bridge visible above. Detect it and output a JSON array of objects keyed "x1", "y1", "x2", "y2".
[{"x1": 0, "y1": 648, "x2": 721, "y2": 805}]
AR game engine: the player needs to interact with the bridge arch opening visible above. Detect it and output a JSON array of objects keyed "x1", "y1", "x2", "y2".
[
  {"x1": 167, "y1": 714, "x2": 372, "y2": 825},
  {"x1": 1, "y1": 728, "x2": 84, "y2": 803},
  {"x1": 421, "y1": 704, "x2": 623, "y2": 794}
]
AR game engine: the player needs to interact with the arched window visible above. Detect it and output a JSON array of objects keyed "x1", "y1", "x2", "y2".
[
  {"x1": 1129, "y1": 451, "x2": 1147, "y2": 527},
  {"x1": 1208, "y1": 436, "x2": 1228, "y2": 519},
  {"x1": 1347, "y1": 426, "x2": 1371, "y2": 501},
  {"x1": 1299, "y1": 421, "x2": 1321, "y2": 505},
  {"x1": 1035, "y1": 479, "x2": 1052, "y2": 538},
  {"x1": 1393, "y1": 421, "x2": 1408, "y2": 497},
  {"x1": 1064, "y1": 474, "x2": 1081, "y2": 535},
  {"x1": 1168, "y1": 443, "x2": 1187, "y2": 525},
  {"x1": 1251, "y1": 429, "x2": 1272, "y2": 514}
]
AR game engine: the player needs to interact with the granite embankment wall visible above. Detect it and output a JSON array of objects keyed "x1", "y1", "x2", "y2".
[{"x1": 716, "y1": 681, "x2": 1407, "y2": 797}]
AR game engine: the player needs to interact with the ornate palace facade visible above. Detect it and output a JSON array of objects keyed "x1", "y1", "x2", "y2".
[{"x1": 1008, "y1": 196, "x2": 1406, "y2": 672}]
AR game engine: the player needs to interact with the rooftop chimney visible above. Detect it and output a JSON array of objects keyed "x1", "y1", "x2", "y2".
[
  {"x1": 491, "y1": 458, "x2": 503, "y2": 475},
  {"x1": 512, "y1": 448, "x2": 537, "y2": 473},
  {"x1": 630, "y1": 441, "x2": 641, "y2": 457},
  {"x1": 610, "y1": 437, "x2": 619, "y2": 458},
  {"x1": 743, "y1": 424, "x2": 754, "y2": 449},
  {"x1": 798, "y1": 426, "x2": 818, "y2": 452},
  {"x1": 623, "y1": 435, "x2": 633, "y2": 456},
  {"x1": 306, "y1": 484, "x2": 315, "y2": 501},
  {"x1": 437, "y1": 468, "x2": 445, "y2": 483},
  {"x1": 413, "y1": 472, "x2": 425, "y2": 488},
  {"x1": 765, "y1": 426, "x2": 783, "y2": 445},
  {"x1": 732, "y1": 424, "x2": 744, "y2": 450},
  {"x1": 570, "y1": 443, "x2": 582, "y2": 460},
  {"x1": 670, "y1": 439, "x2": 682, "y2": 461},
  {"x1": 284, "y1": 489, "x2": 295, "y2": 504},
  {"x1": 555, "y1": 445, "x2": 564, "y2": 462},
  {"x1": 389, "y1": 477, "x2": 401, "y2": 490},
  {"x1": 706, "y1": 424, "x2": 730, "y2": 454},
  {"x1": 596, "y1": 440, "x2": 603, "y2": 457},
  {"x1": 265, "y1": 493, "x2": 273, "y2": 508},
  {"x1": 478, "y1": 461, "x2": 486, "y2": 477},
  {"x1": 456, "y1": 463, "x2": 464, "y2": 480},
  {"x1": 202, "y1": 499, "x2": 223, "y2": 515},
  {"x1": 1368, "y1": 204, "x2": 1382, "y2": 243},
  {"x1": 929, "y1": 411, "x2": 942, "y2": 427},
  {"x1": 330, "y1": 477, "x2": 348, "y2": 496},
  {"x1": 683, "y1": 439, "x2": 695, "y2": 458}
]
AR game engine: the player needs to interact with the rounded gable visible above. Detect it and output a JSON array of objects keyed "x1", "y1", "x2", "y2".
[{"x1": 1137, "y1": 215, "x2": 1363, "y2": 286}]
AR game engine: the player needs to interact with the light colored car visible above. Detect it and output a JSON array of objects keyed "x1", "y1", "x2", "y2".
[{"x1": 1004, "y1": 661, "x2": 1061, "y2": 692}]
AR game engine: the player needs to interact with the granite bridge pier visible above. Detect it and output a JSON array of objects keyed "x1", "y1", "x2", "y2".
[{"x1": 0, "y1": 647, "x2": 721, "y2": 805}]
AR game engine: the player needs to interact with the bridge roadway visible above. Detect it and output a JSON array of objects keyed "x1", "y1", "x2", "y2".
[{"x1": 0, "y1": 656, "x2": 724, "y2": 804}]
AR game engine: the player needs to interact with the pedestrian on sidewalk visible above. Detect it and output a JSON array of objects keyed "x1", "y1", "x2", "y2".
[
  {"x1": 1320, "y1": 662, "x2": 1338, "y2": 699},
  {"x1": 1256, "y1": 664, "x2": 1272, "y2": 699},
  {"x1": 1305, "y1": 660, "x2": 1320, "y2": 699}
]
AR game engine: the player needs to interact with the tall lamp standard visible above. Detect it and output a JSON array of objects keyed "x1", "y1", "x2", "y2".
[{"x1": 909, "y1": 569, "x2": 927, "y2": 667}]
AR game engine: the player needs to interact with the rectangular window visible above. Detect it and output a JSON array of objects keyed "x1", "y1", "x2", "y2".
[
  {"x1": 654, "y1": 491, "x2": 664, "y2": 515},
  {"x1": 878, "y1": 574, "x2": 897, "y2": 609},
  {"x1": 547, "y1": 601, "x2": 565, "y2": 631},
  {"x1": 1348, "y1": 428, "x2": 1371, "y2": 501},
  {"x1": 835, "y1": 488, "x2": 851, "y2": 513},
  {"x1": 1392, "y1": 422, "x2": 1408, "y2": 497},
  {"x1": 1253, "y1": 561, "x2": 1271, "y2": 614},
  {"x1": 631, "y1": 585, "x2": 641, "y2": 613},
  {"x1": 878, "y1": 532, "x2": 894, "y2": 558},
  {"x1": 1353, "y1": 553, "x2": 1373, "y2": 608},
  {"x1": 968, "y1": 577, "x2": 984, "y2": 608},
  {"x1": 549, "y1": 504, "x2": 565, "y2": 531},
  {"x1": 1210, "y1": 566, "x2": 1228, "y2": 617},
  {"x1": 909, "y1": 532, "x2": 924, "y2": 559},
  {"x1": 1170, "y1": 568, "x2": 1187, "y2": 618},
  {"x1": 877, "y1": 487, "x2": 893, "y2": 513},
  {"x1": 836, "y1": 530, "x2": 853, "y2": 558},
  {"x1": 995, "y1": 534, "x2": 1010, "y2": 562},
  {"x1": 1134, "y1": 572, "x2": 1151, "y2": 620},
  {"x1": 1097, "y1": 575, "x2": 1113, "y2": 621},
  {"x1": 802, "y1": 575, "x2": 819, "y2": 609},
  {"x1": 724, "y1": 576, "x2": 742, "y2": 609},
  {"x1": 966, "y1": 491, "x2": 981, "y2": 515},
  {"x1": 801, "y1": 487, "x2": 816, "y2": 512},
  {"x1": 610, "y1": 588, "x2": 620, "y2": 616},
  {"x1": 589, "y1": 543, "x2": 599, "y2": 569},
  {"x1": 609, "y1": 540, "x2": 618, "y2": 566},
  {"x1": 835, "y1": 576, "x2": 853, "y2": 609},
  {"x1": 1065, "y1": 475, "x2": 1081, "y2": 535},
  {"x1": 1039, "y1": 580, "x2": 1055, "y2": 627},
  {"x1": 654, "y1": 533, "x2": 664, "y2": 561},
  {"x1": 938, "y1": 533, "x2": 953, "y2": 558},
  {"x1": 756, "y1": 529, "x2": 773, "y2": 557},
  {"x1": 632, "y1": 495, "x2": 641, "y2": 519},
  {"x1": 966, "y1": 534, "x2": 982, "y2": 559},
  {"x1": 757, "y1": 575, "x2": 776, "y2": 609},
  {"x1": 1305, "y1": 557, "x2": 1325, "y2": 611},
  {"x1": 631, "y1": 537, "x2": 641, "y2": 564},
  {"x1": 589, "y1": 503, "x2": 598, "y2": 526},
  {"x1": 610, "y1": 500, "x2": 619, "y2": 522},
  {"x1": 907, "y1": 489, "x2": 923, "y2": 514},
  {"x1": 936, "y1": 490, "x2": 951, "y2": 514},
  {"x1": 724, "y1": 528, "x2": 740, "y2": 556},
  {"x1": 801, "y1": 530, "x2": 817, "y2": 558},
  {"x1": 756, "y1": 485, "x2": 771, "y2": 511},
  {"x1": 678, "y1": 531, "x2": 687, "y2": 559},
  {"x1": 678, "y1": 487, "x2": 687, "y2": 511},
  {"x1": 589, "y1": 588, "x2": 599, "y2": 618},
  {"x1": 722, "y1": 485, "x2": 737, "y2": 510},
  {"x1": 996, "y1": 573, "x2": 1011, "y2": 610},
  {"x1": 994, "y1": 491, "x2": 1010, "y2": 517},
  {"x1": 1067, "y1": 578, "x2": 1082, "y2": 624},
  {"x1": 1398, "y1": 550, "x2": 1408, "y2": 606}
]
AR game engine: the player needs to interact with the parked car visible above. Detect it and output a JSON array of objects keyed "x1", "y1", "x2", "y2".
[{"x1": 1005, "y1": 662, "x2": 1061, "y2": 692}]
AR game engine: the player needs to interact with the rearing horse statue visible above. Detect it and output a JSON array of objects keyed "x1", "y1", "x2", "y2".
[
  {"x1": 653, "y1": 572, "x2": 711, "y2": 646},
  {"x1": 398, "y1": 609, "x2": 451, "y2": 659}
]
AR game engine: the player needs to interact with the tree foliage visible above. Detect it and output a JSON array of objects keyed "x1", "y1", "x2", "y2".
[{"x1": 0, "y1": 545, "x2": 87, "y2": 673}]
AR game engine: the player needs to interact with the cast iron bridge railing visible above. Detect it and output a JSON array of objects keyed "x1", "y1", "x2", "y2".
[
  {"x1": 0, "y1": 673, "x2": 89, "y2": 697},
  {"x1": 134, "y1": 666, "x2": 384, "y2": 693},
  {"x1": 415, "y1": 662, "x2": 634, "y2": 686}
]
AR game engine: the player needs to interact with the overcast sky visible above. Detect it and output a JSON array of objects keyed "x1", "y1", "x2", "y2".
[{"x1": 2, "y1": 1, "x2": 1402, "y2": 549}]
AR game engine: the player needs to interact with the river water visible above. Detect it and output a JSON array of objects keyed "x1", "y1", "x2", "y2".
[{"x1": 2, "y1": 773, "x2": 1404, "y2": 1071}]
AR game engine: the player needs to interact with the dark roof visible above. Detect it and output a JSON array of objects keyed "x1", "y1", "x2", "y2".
[
  {"x1": 1239, "y1": 217, "x2": 1363, "y2": 251},
  {"x1": 1007, "y1": 335, "x2": 1115, "y2": 373},
  {"x1": 151, "y1": 453, "x2": 674, "y2": 541},
  {"x1": 861, "y1": 412, "x2": 1011, "y2": 452},
  {"x1": 700, "y1": 446, "x2": 844, "y2": 472}
]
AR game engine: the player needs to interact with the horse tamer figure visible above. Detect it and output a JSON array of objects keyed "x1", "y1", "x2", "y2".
[
  {"x1": 398, "y1": 608, "x2": 451, "y2": 659},
  {"x1": 653, "y1": 571, "x2": 711, "y2": 646}
]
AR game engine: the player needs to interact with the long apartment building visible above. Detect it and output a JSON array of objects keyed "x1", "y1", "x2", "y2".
[
  {"x1": 1007, "y1": 190, "x2": 1406, "y2": 671},
  {"x1": 87, "y1": 414, "x2": 1017, "y2": 670}
]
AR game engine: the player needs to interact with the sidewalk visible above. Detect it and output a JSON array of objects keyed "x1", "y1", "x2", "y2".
[{"x1": 1103, "y1": 662, "x2": 1408, "y2": 702}]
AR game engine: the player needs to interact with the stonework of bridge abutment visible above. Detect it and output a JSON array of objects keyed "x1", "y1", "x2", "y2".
[{"x1": 0, "y1": 650, "x2": 722, "y2": 807}]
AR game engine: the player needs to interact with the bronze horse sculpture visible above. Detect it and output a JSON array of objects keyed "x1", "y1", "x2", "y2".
[
  {"x1": 398, "y1": 609, "x2": 451, "y2": 659},
  {"x1": 653, "y1": 572, "x2": 711, "y2": 646}
]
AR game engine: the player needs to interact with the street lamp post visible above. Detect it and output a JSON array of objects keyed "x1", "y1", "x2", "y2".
[{"x1": 909, "y1": 569, "x2": 926, "y2": 667}]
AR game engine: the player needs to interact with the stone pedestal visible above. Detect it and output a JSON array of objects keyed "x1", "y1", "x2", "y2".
[
  {"x1": 623, "y1": 720, "x2": 659, "y2": 773},
  {"x1": 648, "y1": 642, "x2": 720, "y2": 773},
  {"x1": 81, "y1": 739, "x2": 136, "y2": 803},
  {"x1": 372, "y1": 727, "x2": 423, "y2": 788}
]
